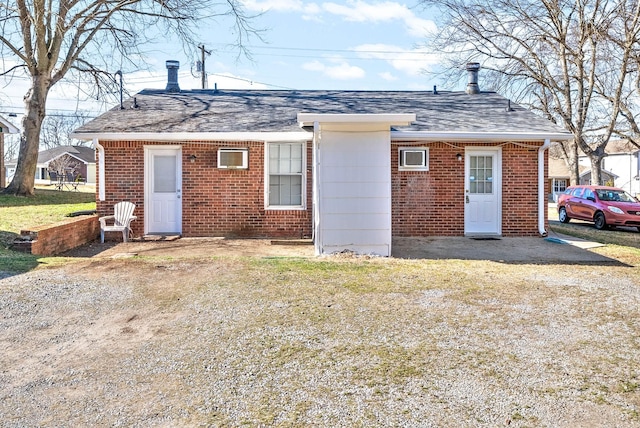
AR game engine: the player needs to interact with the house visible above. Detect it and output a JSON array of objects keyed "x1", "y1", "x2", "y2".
[
  {"x1": 599, "y1": 140, "x2": 640, "y2": 197},
  {"x1": 72, "y1": 61, "x2": 572, "y2": 256},
  {"x1": 5, "y1": 145, "x2": 96, "y2": 185},
  {"x1": 548, "y1": 155, "x2": 617, "y2": 202},
  {"x1": 0, "y1": 115, "x2": 20, "y2": 188}
]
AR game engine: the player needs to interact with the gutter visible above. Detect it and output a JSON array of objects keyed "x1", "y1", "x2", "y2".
[
  {"x1": 95, "y1": 139, "x2": 105, "y2": 201},
  {"x1": 538, "y1": 139, "x2": 552, "y2": 236},
  {"x1": 312, "y1": 121, "x2": 321, "y2": 256},
  {"x1": 72, "y1": 130, "x2": 574, "y2": 144},
  {"x1": 70, "y1": 131, "x2": 312, "y2": 143},
  {"x1": 391, "y1": 130, "x2": 573, "y2": 143}
]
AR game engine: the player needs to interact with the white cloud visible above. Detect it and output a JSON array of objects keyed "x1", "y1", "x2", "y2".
[
  {"x1": 354, "y1": 43, "x2": 440, "y2": 76},
  {"x1": 379, "y1": 71, "x2": 397, "y2": 81},
  {"x1": 322, "y1": 0, "x2": 435, "y2": 37},
  {"x1": 404, "y1": 15, "x2": 438, "y2": 38},
  {"x1": 302, "y1": 59, "x2": 365, "y2": 80},
  {"x1": 241, "y1": 0, "x2": 320, "y2": 14},
  {"x1": 242, "y1": 0, "x2": 436, "y2": 38},
  {"x1": 302, "y1": 60, "x2": 326, "y2": 72}
]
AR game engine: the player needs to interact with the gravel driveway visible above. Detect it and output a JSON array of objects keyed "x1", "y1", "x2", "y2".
[{"x1": 1, "y1": 245, "x2": 639, "y2": 427}]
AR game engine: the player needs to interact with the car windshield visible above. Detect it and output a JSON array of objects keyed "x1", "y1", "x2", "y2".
[{"x1": 596, "y1": 189, "x2": 637, "y2": 202}]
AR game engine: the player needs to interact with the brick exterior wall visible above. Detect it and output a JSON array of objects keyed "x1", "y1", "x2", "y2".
[
  {"x1": 97, "y1": 139, "x2": 548, "y2": 239},
  {"x1": 502, "y1": 143, "x2": 548, "y2": 236},
  {"x1": 392, "y1": 142, "x2": 464, "y2": 236},
  {"x1": 391, "y1": 141, "x2": 547, "y2": 237},
  {"x1": 98, "y1": 141, "x2": 313, "y2": 239}
]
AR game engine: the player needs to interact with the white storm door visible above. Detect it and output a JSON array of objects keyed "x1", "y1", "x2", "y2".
[
  {"x1": 145, "y1": 146, "x2": 182, "y2": 235},
  {"x1": 464, "y1": 149, "x2": 501, "y2": 235}
]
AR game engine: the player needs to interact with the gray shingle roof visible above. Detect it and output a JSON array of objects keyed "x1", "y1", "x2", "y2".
[
  {"x1": 74, "y1": 89, "x2": 568, "y2": 136},
  {"x1": 7, "y1": 145, "x2": 95, "y2": 165},
  {"x1": 604, "y1": 139, "x2": 640, "y2": 155},
  {"x1": 37, "y1": 145, "x2": 95, "y2": 164}
]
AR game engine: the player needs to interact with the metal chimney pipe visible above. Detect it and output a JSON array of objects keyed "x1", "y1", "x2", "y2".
[
  {"x1": 114, "y1": 70, "x2": 123, "y2": 109},
  {"x1": 466, "y1": 62, "x2": 480, "y2": 94},
  {"x1": 165, "y1": 60, "x2": 180, "y2": 92}
]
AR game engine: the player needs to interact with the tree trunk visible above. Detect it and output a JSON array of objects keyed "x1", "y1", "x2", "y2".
[
  {"x1": 566, "y1": 142, "x2": 580, "y2": 186},
  {"x1": 589, "y1": 155, "x2": 603, "y2": 186},
  {"x1": 3, "y1": 75, "x2": 49, "y2": 196}
]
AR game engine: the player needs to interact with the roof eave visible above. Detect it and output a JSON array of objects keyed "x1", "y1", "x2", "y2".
[
  {"x1": 71, "y1": 130, "x2": 574, "y2": 144},
  {"x1": 46, "y1": 151, "x2": 94, "y2": 165},
  {"x1": 297, "y1": 113, "x2": 416, "y2": 127},
  {"x1": 391, "y1": 131, "x2": 574, "y2": 142},
  {"x1": 70, "y1": 131, "x2": 314, "y2": 143},
  {"x1": 0, "y1": 116, "x2": 19, "y2": 134}
]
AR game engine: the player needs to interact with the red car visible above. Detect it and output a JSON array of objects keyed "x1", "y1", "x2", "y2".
[{"x1": 557, "y1": 185, "x2": 640, "y2": 230}]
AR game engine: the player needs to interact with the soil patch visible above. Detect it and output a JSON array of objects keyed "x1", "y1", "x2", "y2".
[{"x1": 61, "y1": 235, "x2": 619, "y2": 265}]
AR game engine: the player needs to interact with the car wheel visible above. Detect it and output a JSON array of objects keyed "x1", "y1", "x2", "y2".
[
  {"x1": 558, "y1": 207, "x2": 570, "y2": 223},
  {"x1": 594, "y1": 212, "x2": 607, "y2": 230}
]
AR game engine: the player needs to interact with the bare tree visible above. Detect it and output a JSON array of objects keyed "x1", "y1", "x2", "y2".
[
  {"x1": 48, "y1": 154, "x2": 80, "y2": 179},
  {"x1": 2, "y1": 128, "x2": 20, "y2": 163},
  {"x1": 40, "y1": 113, "x2": 93, "y2": 150},
  {"x1": 1, "y1": 0, "x2": 259, "y2": 196},
  {"x1": 422, "y1": 0, "x2": 640, "y2": 185}
]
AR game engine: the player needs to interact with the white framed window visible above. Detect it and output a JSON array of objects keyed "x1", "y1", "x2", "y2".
[
  {"x1": 218, "y1": 148, "x2": 248, "y2": 169},
  {"x1": 399, "y1": 147, "x2": 429, "y2": 171},
  {"x1": 266, "y1": 142, "x2": 305, "y2": 209},
  {"x1": 553, "y1": 179, "x2": 567, "y2": 193}
]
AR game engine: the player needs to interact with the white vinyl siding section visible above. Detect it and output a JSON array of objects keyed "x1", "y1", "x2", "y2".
[
  {"x1": 315, "y1": 130, "x2": 391, "y2": 256},
  {"x1": 266, "y1": 142, "x2": 305, "y2": 209},
  {"x1": 602, "y1": 153, "x2": 640, "y2": 195}
]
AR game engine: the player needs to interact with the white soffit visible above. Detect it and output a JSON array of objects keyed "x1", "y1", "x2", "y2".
[
  {"x1": 70, "y1": 131, "x2": 313, "y2": 142},
  {"x1": 391, "y1": 131, "x2": 573, "y2": 142}
]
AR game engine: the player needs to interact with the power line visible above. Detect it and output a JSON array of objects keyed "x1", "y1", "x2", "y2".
[
  {"x1": 206, "y1": 73, "x2": 294, "y2": 89},
  {"x1": 208, "y1": 49, "x2": 432, "y2": 62},
  {"x1": 212, "y1": 43, "x2": 432, "y2": 57},
  {"x1": 0, "y1": 108, "x2": 102, "y2": 117}
]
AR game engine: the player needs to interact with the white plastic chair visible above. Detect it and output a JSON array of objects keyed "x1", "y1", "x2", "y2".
[{"x1": 99, "y1": 201, "x2": 137, "y2": 243}]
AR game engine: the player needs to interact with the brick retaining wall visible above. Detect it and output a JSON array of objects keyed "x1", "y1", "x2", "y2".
[{"x1": 13, "y1": 215, "x2": 100, "y2": 256}]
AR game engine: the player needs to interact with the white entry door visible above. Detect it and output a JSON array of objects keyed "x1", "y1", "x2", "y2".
[
  {"x1": 145, "y1": 146, "x2": 182, "y2": 235},
  {"x1": 464, "y1": 149, "x2": 501, "y2": 235}
]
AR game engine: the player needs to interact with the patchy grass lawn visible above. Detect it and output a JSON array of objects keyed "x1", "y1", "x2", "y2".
[
  {"x1": 1, "y1": 201, "x2": 639, "y2": 425},
  {"x1": 0, "y1": 186, "x2": 96, "y2": 272},
  {"x1": 550, "y1": 221, "x2": 640, "y2": 249},
  {"x1": 1, "y1": 256, "x2": 639, "y2": 426},
  {"x1": 547, "y1": 202, "x2": 640, "y2": 265},
  {"x1": 549, "y1": 220, "x2": 640, "y2": 265}
]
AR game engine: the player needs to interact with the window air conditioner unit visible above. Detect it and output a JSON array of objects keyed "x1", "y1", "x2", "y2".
[
  {"x1": 399, "y1": 148, "x2": 429, "y2": 170},
  {"x1": 218, "y1": 148, "x2": 248, "y2": 169}
]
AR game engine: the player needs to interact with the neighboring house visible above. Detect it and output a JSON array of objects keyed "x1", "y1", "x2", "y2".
[
  {"x1": 0, "y1": 115, "x2": 20, "y2": 188},
  {"x1": 72, "y1": 61, "x2": 572, "y2": 256},
  {"x1": 548, "y1": 156, "x2": 617, "y2": 202},
  {"x1": 5, "y1": 145, "x2": 96, "y2": 185},
  {"x1": 598, "y1": 140, "x2": 640, "y2": 197}
]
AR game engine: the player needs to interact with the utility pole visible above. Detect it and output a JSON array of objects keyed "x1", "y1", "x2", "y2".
[{"x1": 198, "y1": 44, "x2": 211, "y2": 89}]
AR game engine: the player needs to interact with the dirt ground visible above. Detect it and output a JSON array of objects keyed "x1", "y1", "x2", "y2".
[
  {"x1": 63, "y1": 237, "x2": 316, "y2": 259},
  {"x1": 2, "y1": 242, "x2": 639, "y2": 426},
  {"x1": 61, "y1": 233, "x2": 617, "y2": 265}
]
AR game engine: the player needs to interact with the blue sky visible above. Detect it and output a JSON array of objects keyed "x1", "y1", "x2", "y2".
[
  {"x1": 1, "y1": 0, "x2": 449, "y2": 119},
  {"x1": 198, "y1": 0, "x2": 442, "y2": 91}
]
